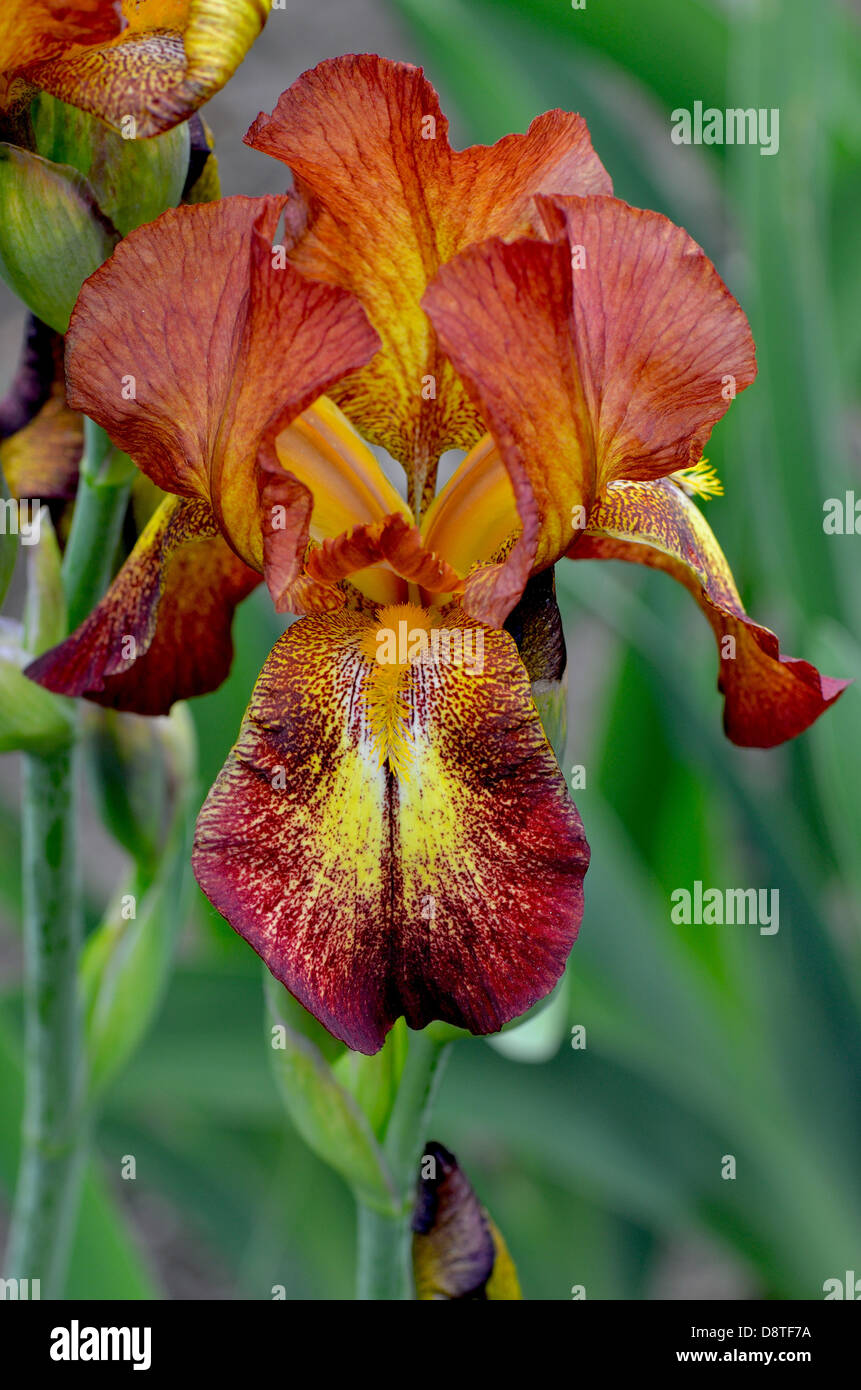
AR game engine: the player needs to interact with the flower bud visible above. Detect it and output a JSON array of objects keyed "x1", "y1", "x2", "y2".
[
  {"x1": 412, "y1": 1141, "x2": 521, "y2": 1299},
  {"x1": 0, "y1": 143, "x2": 117, "y2": 333}
]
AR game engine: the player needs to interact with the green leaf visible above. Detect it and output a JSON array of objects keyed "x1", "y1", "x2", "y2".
[
  {"x1": 0, "y1": 623, "x2": 74, "y2": 754},
  {"x1": 264, "y1": 973, "x2": 400, "y2": 1215},
  {"x1": 31, "y1": 93, "x2": 191, "y2": 237},
  {"x1": 81, "y1": 853, "x2": 190, "y2": 1101},
  {"x1": 23, "y1": 505, "x2": 66, "y2": 656},
  {"x1": 81, "y1": 707, "x2": 197, "y2": 1097},
  {"x1": 0, "y1": 144, "x2": 117, "y2": 332},
  {"x1": 807, "y1": 620, "x2": 861, "y2": 935},
  {"x1": 388, "y1": 0, "x2": 729, "y2": 141}
]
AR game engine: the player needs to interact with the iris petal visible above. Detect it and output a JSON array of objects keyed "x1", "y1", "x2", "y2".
[
  {"x1": 16, "y1": 1, "x2": 270, "y2": 138},
  {"x1": 27, "y1": 495, "x2": 259, "y2": 714},
  {"x1": 570, "y1": 478, "x2": 849, "y2": 746},
  {"x1": 424, "y1": 196, "x2": 756, "y2": 622},
  {"x1": 193, "y1": 606, "x2": 589, "y2": 1053},
  {"x1": 245, "y1": 53, "x2": 611, "y2": 506},
  {"x1": 63, "y1": 196, "x2": 379, "y2": 571}
]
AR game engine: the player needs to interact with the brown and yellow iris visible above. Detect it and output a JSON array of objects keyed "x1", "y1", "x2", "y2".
[{"x1": 27, "y1": 56, "x2": 846, "y2": 1053}]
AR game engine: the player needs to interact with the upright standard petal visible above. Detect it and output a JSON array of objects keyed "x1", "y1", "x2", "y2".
[
  {"x1": 17, "y1": 2, "x2": 270, "y2": 138},
  {"x1": 63, "y1": 196, "x2": 379, "y2": 568},
  {"x1": 569, "y1": 478, "x2": 848, "y2": 746},
  {"x1": 27, "y1": 496, "x2": 259, "y2": 715},
  {"x1": 424, "y1": 196, "x2": 756, "y2": 623},
  {"x1": 193, "y1": 605, "x2": 589, "y2": 1054},
  {"x1": 245, "y1": 54, "x2": 611, "y2": 504}
]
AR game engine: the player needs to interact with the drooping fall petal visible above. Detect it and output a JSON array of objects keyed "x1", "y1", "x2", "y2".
[
  {"x1": 569, "y1": 478, "x2": 848, "y2": 746},
  {"x1": 63, "y1": 196, "x2": 379, "y2": 569},
  {"x1": 27, "y1": 496, "x2": 258, "y2": 715},
  {"x1": 0, "y1": 2, "x2": 116, "y2": 81},
  {"x1": 412, "y1": 1141, "x2": 522, "y2": 1300},
  {"x1": 12, "y1": 1, "x2": 270, "y2": 139},
  {"x1": 193, "y1": 605, "x2": 589, "y2": 1054},
  {"x1": 424, "y1": 196, "x2": 756, "y2": 623},
  {"x1": 245, "y1": 54, "x2": 611, "y2": 502}
]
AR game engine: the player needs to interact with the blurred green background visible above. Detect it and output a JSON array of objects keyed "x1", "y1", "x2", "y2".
[{"x1": 1, "y1": 0, "x2": 859, "y2": 1299}]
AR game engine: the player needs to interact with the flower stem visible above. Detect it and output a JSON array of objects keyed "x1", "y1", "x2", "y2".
[
  {"x1": 355, "y1": 1032, "x2": 450, "y2": 1300},
  {"x1": 355, "y1": 1203, "x2": 406, "y2": 1301},
  {"x1": 4, "y1": 746, "x2": 85, "y2": 1296},
  {"x1": 62, "y1": 422, "x2": 133, "y2": 631},
  {"x1": 4, "y1": 433, "x2": 132, "y2": 1296}
]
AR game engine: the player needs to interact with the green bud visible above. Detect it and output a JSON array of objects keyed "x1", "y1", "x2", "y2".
[
  {"x1": 30, "y1": 94, "x2": 191, "y2": 237},
  {"x1": 0, "y1": 144, "x2": 117, "y2": 333},
  {"x1": 487, "y1": 979, "x2": 570, "y2": 1063},
  {"x1": 333, "y1": 1019, "x2": 408, "y2": 1140},
  {"x1": 504, "y1": 567, "x2": 568, "y2": 763},
  {"x1": 264, "y1": 973, "x2": 400, "y2": 1216},
  {"x1": 531, "y1": 672, "x2": 569, "y2": 766},
  {"x1": 81, "y1": 830, "x2": 190, "y2": 1100},
  {"x1": 425, "y1": 980, "x2": 567, "y2": 1051}
]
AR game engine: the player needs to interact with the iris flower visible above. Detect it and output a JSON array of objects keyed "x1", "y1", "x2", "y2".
[
  {"x1": 0, "y1": 0, "x2": 269, "y2": 137},
  {"x1": 28, "y1": 56, "x2": 847, "y2": 1054}
]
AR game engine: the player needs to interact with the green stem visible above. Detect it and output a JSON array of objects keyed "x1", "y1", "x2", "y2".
[
  {"x1": 4, "y1": 747, "x2": 84, "y2": 1296},
  {"x1": 62, "y1": 423, "x2": 133, "y2": 631},
  {"x1": 4, "y1": 437, "x2": 131, "y2": 1296},
  {"x1": 355, "y1": 1203, "x2": 406, "y2": 1301},
  {"x1": 355, "y1": 1032, "x2": 450, "y2": 1300}
]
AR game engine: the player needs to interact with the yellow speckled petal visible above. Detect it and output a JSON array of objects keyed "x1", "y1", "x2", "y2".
[
  {"x1": 570, "y1": 478, "x2": 848, "y2": 747},
  {"x1": 0, "y1": 3, "x2": 116, "y2": 79},
  {"x1": 193, "y1": 604, "x2": 589, "y2": 1054},
  {"x1": 22, "y1": 0, "x2": 270, "y2": 138},
  {"x1": 27, "y1": 495, "x2": 259, "y2": 714}
]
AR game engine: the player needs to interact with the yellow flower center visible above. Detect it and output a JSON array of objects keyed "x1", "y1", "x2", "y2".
[{"x1": 359, "y1": 604, "x2": 435, "y2": 780}]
